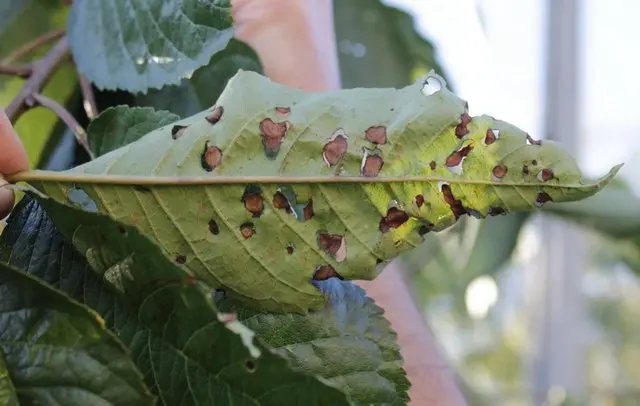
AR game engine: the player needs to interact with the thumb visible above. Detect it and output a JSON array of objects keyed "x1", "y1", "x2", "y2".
[{"x1": 0, "y1": 109, "x2": 29, "y2": 220}]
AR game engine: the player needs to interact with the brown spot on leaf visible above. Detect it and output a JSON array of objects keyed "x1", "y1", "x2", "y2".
[
  {"x1": 201, "y1": 142, "x2": 223, "y2": 172},
  {"x1": 275, "y1": 106, "x2": 290, "y2": 117},
  {"x1": 485, "y1": 128, "x2": 497, "y2": 145},
  {"x1": 175, "y1": 255, "x2": 187, "y2": 264},
  {"x1": 488, "y1": 207, "x2": 506, "y2": 216},
  {"x1": 535, "y1": 192, "x2": 553, "y2": 207},
  {"x1": 286, "y1": 244, "x2": 295, "y2": 255},
  {"x1": 379, "y1": 207, "x2": 410, "y2": 233},
  {"x1": 526, "y1": 134, "x2": 542, "y2": 145},
  {"x1": 361, "y1": 154, "x2": 384, "y2": 177},
  {"x1": 539, "y1": 168, "x2": 554, "y2": 182},
  {"x1": 240, "y1": 222, "x2": 256, "y2": 239},
  {"x1": 259, "y1": 118, "x2": 289, "y2": 158},
  {"x1": 522, "y1": 165, "x2": 530, "y2": 175},
  {"x1": 415, "y1": 194, "x2": 425, "y2": 208},
  {"x1": 273, "y1": 192, "x2": 292, "y2": 213},
  {"x1": 317, "y1": 232, "x2": 347, "y2": 262},
  {"x1": 531, "y1": 159, "x2": 538, "y2": 166},
  {"x1": 492, "y1": 164, "x2": 508, "y2": 179},
  {"x1": 441, "y1": 184, "x2": 466, "y2": 219},
  {"x1": 445, "y1": 145, "x2": 474, "y2": 167},
  {"x1": 322, "y1": 131, "x2": 348, "y2": 166},
  {"x1": 429, "y1": 161, "x2": 436, "y2": 170},
  {"x1": 242, "y1": 188, "x2": 264, "y2": 217},
  {"x1": 455, "y1": 112, "x2": 472, "y2": 138},
  {"x1": 376, "y1": 258, "x2": 384, "y2": 264},
  {"x1": 171, "y1": 125, "x2": 187, "y2": 140},
  {"x1": 205, "y1": 105, "x2": 224, "y2": 124},
  {"x1": 303, "y1": 200, "x2": 314, "y2": 220},
  {"x1": 365, "y1": 126, "x2": 387, "y2": 145},
  {"x1": 312, "y1": 265, "x2": 344, "y2": 281},
  {"x1": 245, "y1": 359, "x2": 257, "y2": 373},
  {"x1": 208, "y1": 219, "x2": 220, "y2": 235}
]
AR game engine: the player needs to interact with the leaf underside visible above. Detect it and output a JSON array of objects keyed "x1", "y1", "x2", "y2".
[{"x1": 15, "y1": 70, "x2": 621, "y2": 312}]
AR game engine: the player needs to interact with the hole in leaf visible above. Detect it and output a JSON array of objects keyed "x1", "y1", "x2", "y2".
[
  {"x1": 535, "y1": 192, "x2": 553, "y2": 207},
  {"x1": 171, "y1": 125, "x2": 187, "y2": 140},
  {"x1": 67, "y1": 187, "x2": 98, "y2": 213},
  {"x1": 526, "y1": 134, "x2": 542, "y2": 145},
  {"x1": 312, "y1": 265, "x2": 344, "y2": 281},
  {"x1": 317, "y1": 231, "x2": 347, "y2": 262},
  {"x1": 440, "y1": 183, "x2": 466, "y2": 219},
  {"x1": 538, "y1": 168, "x2": 554, "y2": 181},
  {"x1": 488, "y1": 207, "x2": 507, "y2": 216},
  {"x1": 245, "y1": 359, "x2": 257, "y2": 373},
  {"x1": 275, "y1": 106, "x2": 290, "y2": 117}
]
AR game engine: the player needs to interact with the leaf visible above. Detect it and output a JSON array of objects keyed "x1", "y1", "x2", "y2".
[
  {"x1": 0, "y1": 0, "x2": 78, "y2": 168},
  {"x1": 134, "y1": 38, "x2": 263, "y2": 117},
  {"x1": 87, "y1": 106, "x2": 180, "y2": 157},
  {"x1": 0, "y1": 196, "x2": 351, "y2": 405},
  {"x1": 334, "y1": 0, "x2": 448, "y2": 89},
  {"x1": 216, "y1": 278, "x2": 410, "y2": 405},
  {"x1": 11, "y1": 70, "x2": 621, "y2": 313},
  {"x1": 68, "y1": 0, "x2": 234, "y2": 93},
  {"x1": 0, "y1": 262, "x2": 153, "y2": 406}
]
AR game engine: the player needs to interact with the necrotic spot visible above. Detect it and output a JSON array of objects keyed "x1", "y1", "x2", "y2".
[
  {"x1": 312, "y1": 265, "x2": 343, "y2": 281},
  {"x1": 379, "y1": 207, "x2": 410, "y2": 233},
  {"x1": 175, "y1": 255, "x2": 187, "y2": 264},
  {"x1": 205, "y1": 105, "x2": 224, "y2": 124},
  {"x1": 242, "y1": 186, "x2": 264, "y2": 217},
  {"x1": 364, "y1": 126, "x2": 387, "y2": 145},
  {"x1": 201, "y1": 142, "x2": 223, "y2": 172},
  {"x1": 240, "y1": 222, "x2": 256, "y2": 239},
  {"x1": 259, "y1": 118, "x2": 288, "y2": 158},
  {"x1": 322, "y1": 129, "x2": 348, "y2": 166},
  {"x1": 171, "y1": 125, "x2": 187, "y2": 140},
  {"x1": 208, "y1": 219, "x2": 220, "y2": 235}
]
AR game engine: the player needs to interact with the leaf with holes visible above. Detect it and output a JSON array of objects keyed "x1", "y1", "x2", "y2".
[
  {"x1": 0, "y1": 195, "x2": 351, "y2": 405},
  {"x1": 67, "y1": 0, "x2": 234, "y2": 93},
  {"x1": 8, "y1": 70, "x2": 621, "y2": 313},
  {"x1": 0, "y1": 262, "x2": 153, "y2": 406},
  {"x1": 216, "y1": 278, "x2": 410, "y2": 405}
]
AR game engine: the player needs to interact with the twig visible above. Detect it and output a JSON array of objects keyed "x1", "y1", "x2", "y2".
[
  {"x1": 0, "y1": 64, "x2": 32, "y2": 78},
  {"x1": 30, "y1": 93, "x2": 95, "y2": 160},
  {"x1": 78, "y1": 73, "x2": 98, "y2": 119},
  {"x1": 2, "y1": 28, "x2": 65, "y2": 64},
  {"x1": 5, "y1": 37, "x2": 71, "y2": 123}
]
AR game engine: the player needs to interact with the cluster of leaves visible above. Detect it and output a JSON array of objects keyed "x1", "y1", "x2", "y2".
[{"x1": 1, "y1": 0, "x2": 443, "y2": 404}]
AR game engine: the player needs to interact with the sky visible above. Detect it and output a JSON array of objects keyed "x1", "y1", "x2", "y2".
[{"x1": 384, "y1": 0, "x2": 640, "y2": 192}]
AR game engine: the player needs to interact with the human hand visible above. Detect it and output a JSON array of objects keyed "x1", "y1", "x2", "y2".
[{"x1": 0, "y1": 110, "x2": 29, "y2": 220}]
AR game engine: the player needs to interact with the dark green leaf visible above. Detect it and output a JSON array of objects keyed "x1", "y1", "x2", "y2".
[
  {"x1": 67, "y1": 0, "x2": 234, "y2": 93},
  {"x1": 135, "y1": 38, "x2": 263, "y2": 116},
  {"x1": 334, "y1": 0, "x2": 448, "y2": 89},
  {"x1": 0, "y1": 262, "x2": 153, "y2": 406},
  {"x1": 217, "y1": 279, "x2": 410, "y2": 405},
  {"x1": 0, "y1": 0, "x2": 77, "y2": 168},
  {"x1": 1, "y1": 196, "x2": 350, "y2": 405},
  {"x1": 88, "y1": 106, "x2": 180, "y2": 157}
]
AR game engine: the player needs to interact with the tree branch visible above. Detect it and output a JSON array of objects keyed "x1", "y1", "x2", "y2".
[
  {"x1": 0, "y1": 64, "x2": 32, "y2": 78},
  {"x1": 5, "y1": 37, "x2": 71, "y2": 123},
  {"x1": 2, "y1": 28, "x2": 65, "y2": 64},
  {"x1": 30, "y1": 93, "x2": 95, "y2": 160}
]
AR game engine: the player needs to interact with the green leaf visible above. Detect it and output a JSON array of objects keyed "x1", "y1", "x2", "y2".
[
  {"x1": 334, "y1": 0, "x2": 448, "y2": 89},
  {"x1": 134, "y1": 38, "x2": 263, "y2": 117},
  {"x1": 0, "y1": 0, "x2": 78, "y2": 168},
  {"x1": 67, "y1": 0, "x2": 234, "y2": 93},
  {"x1": 12, "y1": 71, "x2": 620, "y2": 313},
  {"x1": 0, "y1": 196, "x2": 351, "y2": 405},
  {"x1": 0, "y1": 262, "x2": 153, "y2": 406},
  {"x1": 87, "y1": 106, "x2": 180, "y2": 157},
  {"x1": 217, "y1": 279, "x2": 410, "y2": 405}
]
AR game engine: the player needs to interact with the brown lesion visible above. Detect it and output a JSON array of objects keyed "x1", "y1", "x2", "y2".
[
  {"x1": 286, "y1": 244, "x2": 295, "y2": 254},
  {"x1": 364, "y1": 125, "x2": 387, "y2": 145},
  {"x1": 539, "y1": 168, "x2": 554, "y2": 181},
  {"x1": 441, "y1": 184, "x2": 466, "y2": 219},
  {"x1": 275, "y1": 106, "x2": 291, "y2": 117},
  {"x1": 379, "y1": 207, "x2": 410, "y2": 233},
  {"x1": 445, "y1": 145, "x2": 473, "y2": 168},
  {"x1": 415, "y1": 194, "x2": 425, "y2": 208},
  {"x1": 322, "y1": 130, "x2": 348, "y2": 167},
  {"x1": 455, "y1": 112, "x2": 472, "y2": 139},
  {"x1": 208, "y1": 219, "x2": 220, "y2": 235},
  {"x1": 361, "y1": 150, "x2": 384, "y2": 177},
  {"x1": 312, "y1": 265, "x2": 344, "y2": 281},
  {"x1": 273, "y1": 191, "x2": 292, "y2": 214},
  {"x1": 488, "y1": 207, "x2": 506, "y2": 216},
  {"x1": 317, "y1": 231, "x2": 347, "y2": 262},
  {"x1": 535, "y1": 192, "x2": 553, "y2": 207},
  {"x1": 201, "y1": 141, "x2": 223, "y2": 172},
  {"x1": 175, "y1": 255, "x2": 187, "y2": 264},
  {"x1": 242, "y1": 187, "x2": 264, "y2": 218},
  {"x1": 302, "y1": 199, "x2": 314, "y2": 220},
  {"x1": 171, "y1": 125, "x2": 187, "y2": 140},
  {"x1": 259, "y1": 118, "x2": 289, "y2": 158},
  {"x1": 429, "y1": 161, "x2": 437, "y2": 170},
  {"x1": 240, "y1": 222, "x2": 256, "y2": 239},
  {"x1": 492, "y1": 164, "x2": 508, "y2": 179},
  {"x1": 205, "y1": 105, "x2": 224, "y2": 124},
  {"x1": 484, "y1": 128, "x2": 498, "y2": 145}
]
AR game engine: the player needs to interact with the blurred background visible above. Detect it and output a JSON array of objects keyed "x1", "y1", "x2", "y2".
[{"x1": 333, "y1": 0, "x2": 640, "y2": 404}]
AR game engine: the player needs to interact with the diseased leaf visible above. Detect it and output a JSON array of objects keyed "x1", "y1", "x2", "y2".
[
  {"x1": 87, "y1": 106, "x2": 180, "y2": 157},
  {"x1": 68, "y1": 0, "x2": 234, "y2": 93},
  {"x1": 11, "y1": 71, "x2": 621, "y2": 313},
  {"x1": 0, "y1": 196, "x2": 351, "y2": 405},
  {"x1": 0, "y1": 262, "x2": 153, "y2": 406},
  {"x1": 135, "y1": 38, "x2": 263, "y2": 116},
  {"x1": 217, "y1": 278, "x2": 410, "y2": 405}
]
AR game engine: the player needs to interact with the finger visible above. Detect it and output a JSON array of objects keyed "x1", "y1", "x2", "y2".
[
  {"x1": 0, "y1": 109, "x2": 29, "y2": 175},
  {"x1": 0, "y1": 180, "x2": 15, "y2": 220}
]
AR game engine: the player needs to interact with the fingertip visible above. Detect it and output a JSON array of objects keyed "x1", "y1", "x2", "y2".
[
  {"x1": 0, "y1": 184, "x2": 15, "y2": 221},
  {"x1": 0, "y1": 109, "x2": 29, "y2": 175}
]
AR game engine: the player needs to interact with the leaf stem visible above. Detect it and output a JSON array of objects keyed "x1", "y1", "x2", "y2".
[
  {"x1": 29, "y1": 93, "x2": 95, "y2": 160},
  {"x1": 5, "y1": 37, "x2": 72, "y2": 123},
  {"x1": 0, "y1": 64, "x2": 33, "y2": 78},
  {"x1": 78, "y1": 72, "x2": 98, "y2": 119},
  {"x1": 2, "y1": 28, "x2": 65, "y2": 64}
]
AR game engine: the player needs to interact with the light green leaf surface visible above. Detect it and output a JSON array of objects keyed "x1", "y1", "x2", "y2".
[
  {"x1": 217, "y1": 279, "x2": 410, "y2": 405},
  {"x1": 0, "y1": 262, "x2": 153, "y2": 406},
  {"x1": 11, "y1": 70, "x2": 621, "y2": 313},
  {"x1": 67, "y1": 0, "x2": 234, "y2": 93},
  {"x1": 0, "y1": 196, "x2": 351, "y2": 405}
]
